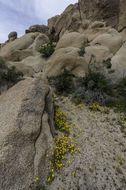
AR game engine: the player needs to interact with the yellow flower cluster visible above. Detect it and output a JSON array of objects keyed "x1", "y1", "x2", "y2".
[
  {"x1": 74, "y1": 97, "x2": 81, "y2": 105},
  {"x1": 54, "y1": 107, "x2": 71, "y2": 134},
  {"x1": 47, "y1": 171, "x2": 55, "y2": 183},
  {"x1": 51, "y1": 134, "x2": 78, "y2": 169},
  {"x1": 117, "y1": 155, "x2": 125, "y2": 165},
  {"x1": 34, "y1": 177, "x2": 39, "y2": 182},
  {"x1": 89, "y1": 103, "x2": 110, "y2": 114},
  {"x1": 120, "y1": 115, "x2": 126, "y2": 127},
  {"x1": 46, "y1": 108, "x2": 80, "y2": 183},
  {"x1": 77, "y1": 104, "x2": 84, "y2": 110}
]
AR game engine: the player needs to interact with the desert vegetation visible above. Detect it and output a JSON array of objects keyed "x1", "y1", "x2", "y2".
[
  {"x1": 48, "y1": 66, "x2": 126, "y2": 113},
  {"x1": 0, "y1": 56, "x2": 23, "y2": 93},
  {"x1": 38, "y1": 42, "x2": 56, "y2": 58}
]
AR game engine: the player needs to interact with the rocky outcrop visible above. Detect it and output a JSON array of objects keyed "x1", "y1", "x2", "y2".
[
  {"x1": 55, "y1": 32, "x2": 88, "y2": 50},
  {"x1": 48, "y1": 3, "x2": 83, "y2": 38},
  {"x1": 78, "y1": 0, "x2": 120, "y2": 28},
  {"x1": 44, "y1": 39, "x2": 88, "y2": 78},
  {"x1": 26, "y1": 25, "x2": 49, "y2": 35},
  {"x1": 8, "y1": 31, "x2": 17, "y2": 42},
  {"x1": 8, "y1": 55, "x2": 46, "y2": 77},
  {"x1": 111, "y1": 41, "x2": 126, "y2": 80},
  {"x1": 48, "y1": 0, "x2": 126, "y2": 38},
  {"x1": 30, "y1": 33, "x2": 49, "y2": 51},
  {"x1": 0, "y1": 33, "x2": 39, "y2": 61},
  {"x1": 90, "y1": 29, "x2": 123, "y2": 54},
  {"x1": 0, "y1": 78, "x2": 56, "y2": 190},
  {"x1": 44, "y1": 29, "x2": 125, "y2": 81}
]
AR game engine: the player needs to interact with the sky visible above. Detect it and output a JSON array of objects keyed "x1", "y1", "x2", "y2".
[{"x1": 0, "y1": 0, "x2": 77, "y2": 43}]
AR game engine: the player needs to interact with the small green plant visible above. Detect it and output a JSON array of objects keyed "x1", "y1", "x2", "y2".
[
  {"x1": 48, "y1": 69, "x2": 75, "y2": 94},
  {"x1": 108, "y1": 69, "x2": 115, "y2": 74},
  {"x1": 89, "y1": 102, "x2": 110, "y2": 114},
  {"x1": 78, "y1": 71, "x2": 110, "y2": 92},
  {"x1": 5, "y1": 66, "x2": 23, "y2": 82},
  {"x1": 73, "y1": 97, "x2": 81, "y2": 105},
  {"x1": 116, "y1": 77, "x2": 126, "y2": 96},
  {"x1": 0, "y1": 56, "x2": 5, "y2": 67},
  {"x1": 48, "y1": 26, "x2": 59, "y2": 43},
  {"x1": 103, "y1": 58, "x2": 112, "y2": 69},
  {"x1": 110, "y1": 78, "x2": 126, "y2": 112},
  {"x1": 78, "y1": 47, "x2": 85, "y2": 57},
  {"x1": 38, "y1": 42, "x2": 55, "y2": 58},
  {"x1": 36, "y1": 186, "x2": 46, "y2": 190},
  {"x1": 119, "y1": 115, "x2": 126, "y2": 135},
  {"x1": 13, "y1": 57, "x2": 21, "y2": 62}
]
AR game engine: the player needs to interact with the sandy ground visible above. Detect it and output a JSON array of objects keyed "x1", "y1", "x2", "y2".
[{"x1": 46, "y1": 95, "x2": 126, "y2": 190}]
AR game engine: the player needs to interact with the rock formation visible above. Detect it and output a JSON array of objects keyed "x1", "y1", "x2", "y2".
[
  {"x1": 48, "y1": 0, "x2": 126, "y2": 38},
  {"x1": 8, "y1": 31, "x2": 17, "y2": 42},
  {"x1": 0, "y1": 1, "x2": 126, "y2": 190},
  {"x1": 0, "y1": 78, "x2": 56, "y2": 190},
  {"x1": 26, "y1": 24, "x2": 49, "y2": 35}
]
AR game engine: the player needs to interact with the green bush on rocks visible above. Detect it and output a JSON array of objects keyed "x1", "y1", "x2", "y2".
[
  {"x1": 78, "y1": 71, "x2": 110, "y2": 92},
  {"x1": 38, "y1": 42, "x2": 56, "y2": 58},
  {"x1": 48, "y1": 69, "x2": 75, "y2": 94}
]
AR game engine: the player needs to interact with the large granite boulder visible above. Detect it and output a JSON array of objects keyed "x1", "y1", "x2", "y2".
[
  {"x1": 111, "y1": 41, "x2": 126, "y2": 80},
  {"x1": 56, "y1": 32, "x2": 88, "y2": 50},
  {"x1": 31, "y1": 33, "x2": 49, "y2": 51},
  {"x1": 0, "y1": 78, "x2": 56, "y2": 190},
  {"x1": 90, "y1": 29, "x2": 123, "y2": 54},
  {"x1": 8, "y1": 31, "x2": 17, "y2": 42},
  {"x1": 44, "y1": 47, "x2": 88, "y2": 78},
  {"x1": 48, "y1": 3, "x2": 83, "y2": 38},
  {"x1": 26, "y1": 25, "x2": 49, "y2": 35},
  {"x1": 7, "y1": 55, "x2": 46, "y2": 77},
  {"x1": 0, "y1": 33, "x2": 39, "y2": 61},
  {"x1": 48, "y1": 0, "x2": 126, "y2": 38},
  {"x1": 78, "y1": 0, "x2": 120, "y2": 29}
]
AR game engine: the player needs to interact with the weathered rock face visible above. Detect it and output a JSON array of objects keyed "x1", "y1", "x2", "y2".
[
  {"x1": 8, "y1": 55, "x2": 46, "y2": 77},
  {"x1": 43, "y1": 32, "x2": 89, "y2": 77},
  {"x1": 44, "y1": 47, "x2": 88, "y2": 78},
  {"x1": 44, "y1": 29, "x2": 125, "y2": 82},
  {"x1": 48, "y1": 3, "x2": 83, "y2": 38},
  {"x1": 0, "y1": 33, "x2": 39, "y2": 61},
  {"x1": 0, "y1": 78, "x2": 56, "y2": 190},
  {"x1": 26, "y1": 25, "x2": 49, "y2": 35},
  {"x1": 31, "y1": 33, "x2": 49, "y2": 51},
  {"x1": 48, "y1": 0, "x2": 126, "y2": 38},
  {"x1": 78, "y1": 0, "x2": 120, "y2": 28},
  {"x1": 111, "y1": 41, "x2": 126, "y2": 80},
  {"x1": 90, "y1": 29, "x2": 123, "y2": 54},
  {"x1": 56, "y1": 32, "x2": 88, "y2": 50},
  {"x1": 8, "y1": 31, "x2": 17, "y2": 42}
]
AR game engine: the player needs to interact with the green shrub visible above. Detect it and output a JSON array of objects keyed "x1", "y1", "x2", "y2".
[
  {"x1": 105, "y1": 78, "x2": 126, "y2": 112},
  {"x1": 103, "y1": 58, "x2": 112, "y2": 69},
  {"x1": 48, "y1": 27, "x2": 59, "y2": 43},
  {"x1": 78, "y1": 47, "x2": 85, "y2": 57},
  {"x1": 38, "y1": 42, "x2": 55, "y2": 58},
  {"x1": 5, "y1": 66, "x2": 23, "y2": 82},
  {"x1": 0, "y1": 56, "x2": 5, "y2": 68},
  {"x1": 48, "y1": 69, "x2": 75, "y2": 94},
  {"x1": 78, "y1": 71, "x2": 110, "y2": 92},
  {"x1": 13, "y1": 57, "x2": 21, "y2": 62},
  {"x1": 116, "y1": 77, "x2": 126, "y2": 96}
]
